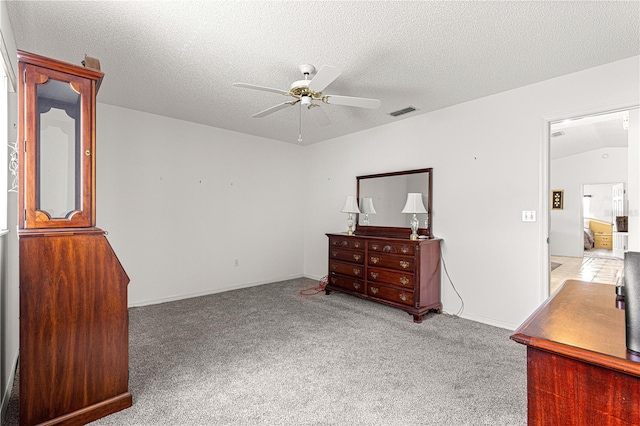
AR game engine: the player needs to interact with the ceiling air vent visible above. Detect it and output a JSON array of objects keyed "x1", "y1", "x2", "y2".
[
  {"x1": 551, "y1": 131, "x2": 565, "y2": 138},
  {"x1": 389, "y1": 106, "x2": 418, "y2": 117}
]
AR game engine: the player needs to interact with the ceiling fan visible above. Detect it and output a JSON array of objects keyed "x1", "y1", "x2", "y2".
[{"x1": 233, "y1": 64, "x2": 381, "y2": 134}]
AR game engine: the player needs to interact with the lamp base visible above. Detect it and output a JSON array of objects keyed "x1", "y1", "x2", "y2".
[{"x1": 409, "y1": 233, "x2": 419, "y2": 240}]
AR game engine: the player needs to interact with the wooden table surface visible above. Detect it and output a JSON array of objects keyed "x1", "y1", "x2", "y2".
[{"x1": 511, "y1": 279, "x2": 640, "y2": 377}]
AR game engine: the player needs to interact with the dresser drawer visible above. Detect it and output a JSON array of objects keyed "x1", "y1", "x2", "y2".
[
  {"x1": 594, "y1": 234, "x2": 613, "y2": 249},
  {"x1": 329, "y1": 247, "x2": 364, "y2": 264},
  {"x1": 329, "y1": 236, "x2": 364, "y2": 250},
  {"x1": 368, "y1": 254, "x2": 414, "y2": 272},
  {"x1": 368, "y1": 267, "x2": 414, "y2": 289},
  {"x1": 595, "y1": 241, "x2": 613, "y2": 249},
  {"x1": 368, "y1": 284, "x2": 414, "y2": 306},
  {"x1": 368, "y1": 241, "x2": 415, "y2": 255},
  {"x1": 328, "y1": 275, "x2": 365, "y2": 294},
  {"x1": 329, "y1": 260, "x2": 364, "y2": 278}
]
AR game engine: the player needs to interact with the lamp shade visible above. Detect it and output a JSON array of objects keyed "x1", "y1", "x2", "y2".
[
  {"x1": 341, "y1": 196, "x2": 361, "y2": 214},
  {"x1": 401, "y1": 193, "x2": 427, "y2": 214},
  {"x1": 360, "y1": 197, "x2": 376, "y2": 214}
]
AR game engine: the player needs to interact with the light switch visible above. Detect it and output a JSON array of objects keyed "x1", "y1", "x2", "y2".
[{"x1": 522, "y1": 211, "x2": 537, "y2": 222}]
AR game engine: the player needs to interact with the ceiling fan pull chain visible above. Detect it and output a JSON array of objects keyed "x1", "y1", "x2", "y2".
[{"x1": 298, "y1": 102, "x2": 303, "y2": 143}]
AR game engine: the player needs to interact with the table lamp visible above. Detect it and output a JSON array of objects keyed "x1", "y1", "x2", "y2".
[{"x1": 401, "y1": 193, "x2": 427, "y2": 240}]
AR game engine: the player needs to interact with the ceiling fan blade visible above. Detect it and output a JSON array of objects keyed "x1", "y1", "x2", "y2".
[
  {"x1": 308, "y1": 104, "x2": 331, "y2": 126},
  {"x1": 308, "y1": 65, "x2": 341, "y2": 92},
  {"x1": 233, "y1": 83, "x2": 290, "y2": 95},
  {"x1": 252, "y1": 101, "x2": 298, "y2": 118},
  {"x1": 324, "y1": 95, "x2": 381, "y2": 109}
]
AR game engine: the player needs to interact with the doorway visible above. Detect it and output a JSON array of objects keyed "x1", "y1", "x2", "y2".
[{"x1": 548, "y1": 109, "x2": 635, "y2": 294}]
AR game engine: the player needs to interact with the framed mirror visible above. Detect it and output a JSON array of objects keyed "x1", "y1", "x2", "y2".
[{"x1": 355, "y1": 168, "x2": 432, "y2": 237}]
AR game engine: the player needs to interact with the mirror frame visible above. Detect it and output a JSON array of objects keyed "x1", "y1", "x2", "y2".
[{"x1": 355, "y1": 168, "x2": 433, "y2": 238}]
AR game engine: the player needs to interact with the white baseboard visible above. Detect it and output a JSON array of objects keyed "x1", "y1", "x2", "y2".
[
  {"x1": 1, "y1": 351, "x2": 18, "y2": 422},
  {"x1": 129, "y1": 274, "x2": 312, "y2": 308},
  {"x1": 304, "y1": 273, "x2": 326, "y2": 282},
  {"x1": 452, "y1": 311, "x2": 519, "y2": 331}
]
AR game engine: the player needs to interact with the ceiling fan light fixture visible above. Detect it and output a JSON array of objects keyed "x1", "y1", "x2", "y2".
[{"x1": 301, "y1": 95, "x2": 312, "y2": 107}]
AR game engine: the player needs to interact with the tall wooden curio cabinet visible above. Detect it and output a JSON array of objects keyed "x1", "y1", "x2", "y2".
[{"x1": 17, "y1": 50, "x2": 132, "y2": 425}]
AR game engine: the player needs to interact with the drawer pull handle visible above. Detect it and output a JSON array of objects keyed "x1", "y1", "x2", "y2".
[
  {"x1": 331, "y1": 251, "x2": 338, "y2": 257},
  {"x1": 331, "y1": 264, "x2": 337, "y2": 270},
  {"x1": 353, "y1": 268, "x2": 361, "y2": 276},
  {"x1": 330, "y1": 277, "x2": 337, "y2": 284},
  {"x1": 353, "y1": 282, "x2": 361, "y2": 290},
  {"x1": 371, "y1": 257, "x2": 380, "y2": 264},
  {"x1": 371, "y1": 272, "x2": 379, "y2": 279},
  {"x1": 399, "y1": 293, "x2": 408, "y2": 301},
  {"x1": 370, "y1": 287, "x2": 379, "y2": 294},
  {"x1": 353, "y1": 254, "x2": 362, "y2": 261},
  {"x1": 354, "y1": 242, "x2": 361, "y2": 248},
  {"x1": 401, "y1": 246, "x2": 410, "y2": 253},
  {"x1": 399, "y1": 277, "x2": 409, "y2": 285},
  {"x1": 341, "y1": 241, "x2": 348, "y2": 247},
  {"x1": 400, "y1": 261, "x2": 410, "y2": 269},
  {"x1": 371, "y1": 244, "x2": 379, "y2": 250}
]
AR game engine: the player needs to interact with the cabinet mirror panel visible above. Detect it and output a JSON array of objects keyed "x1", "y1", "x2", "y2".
[
  {"x1": 356, "y1": 168, "x2": 432, "y2": 237},
  {"x1": 37, "y1": 79, "x2": 81, "y2": 219}
]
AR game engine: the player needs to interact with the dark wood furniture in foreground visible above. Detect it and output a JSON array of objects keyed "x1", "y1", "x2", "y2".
[
  {"x1": 326, "y1": 233, "x2": 441, "y2": 323},
  {"x1": 511, "y1": 280, "x2": 640, "y2": 426},
  {"x1": 18, "y1": 50, "x2": 131, "y2": 425}
]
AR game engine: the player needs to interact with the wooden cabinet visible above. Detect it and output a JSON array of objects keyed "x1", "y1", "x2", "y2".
[
  {"x1": 511, "y1": 280, "x2": 640, "y2": 425},
  {"x1": 326, "y1": 233, "x2": 441, "y2": 323},
  {"x1": 17, "y1": 50, "x2": 131, "y2": 425}
]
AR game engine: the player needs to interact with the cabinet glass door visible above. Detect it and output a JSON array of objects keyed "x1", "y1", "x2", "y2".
[
  {"x1": 37, "y1": 78, "x2": 81, "y2": 219},
  {"x1": 23, "y1": 63, "x2": 94, "y2": 228}
]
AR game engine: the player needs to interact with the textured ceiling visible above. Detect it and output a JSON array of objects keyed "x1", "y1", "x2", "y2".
[{"x1": 5, "y1": 1, "x2": 640, "y2": 145}]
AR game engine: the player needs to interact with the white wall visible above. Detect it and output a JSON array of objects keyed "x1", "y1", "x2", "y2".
[
  {"x1": 304, "y1": 56, "x2": 640, "y2": 330},
  {"x1": 550, "y1": 148, "x2": 627, "y2": 257},
  {"x1": 584, "y1": 183, "x2": 616, "y2": 221},
  {"x1": 96, "y1": 104, "x2": 306, "y2": 306}
]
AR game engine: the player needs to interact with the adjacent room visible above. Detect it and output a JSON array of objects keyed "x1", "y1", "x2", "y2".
[{"x1": 0, "y1": 1, "x2": 639, "y2": 425}]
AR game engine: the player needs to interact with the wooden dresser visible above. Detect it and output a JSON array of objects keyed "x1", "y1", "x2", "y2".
[
  {"x1": 511, "y1": 280, "x2": 640, "y2": 425},
  {"x1": 326, "y1": 233, "x2": 441, "y2": 323}
]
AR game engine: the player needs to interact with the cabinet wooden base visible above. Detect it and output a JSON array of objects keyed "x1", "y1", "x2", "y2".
[
  {"x1": 527, "y1": 347, "x2": 639, "y2": 425},
  {"x1": 19, "y1": 230, "x2": 131, "y2": 426},
  {"x1": 35, "y1": 393, "x2": 132, "y2": 426}
]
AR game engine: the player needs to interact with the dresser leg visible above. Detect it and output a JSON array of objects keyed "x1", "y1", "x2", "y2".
[
  {"x1": 412, "y1": 314, "x2": 423, "y2": 323},
  {"x1": 325, "y1": 288, "x2": 333, "y2": 295}
]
